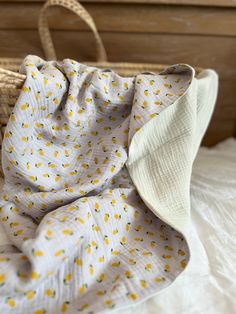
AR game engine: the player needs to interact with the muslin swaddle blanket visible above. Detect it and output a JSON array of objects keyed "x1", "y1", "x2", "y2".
[{"x1": 0, "y1": 55, "x2": 218, "y2": 314}]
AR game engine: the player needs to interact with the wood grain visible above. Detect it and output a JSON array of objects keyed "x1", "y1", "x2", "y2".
[
  {"x1": 1, "y1": 3, "x2": 236, "y2": 37},
  {"x1": 0, "y1": 29, "x2": 235, "y2": 145},
  {"x1": 83, "y1": 0, "x2": 236, "y2": 6},
  {"x1": 0, "y1": 0, "x2": 235, "y2": 8},
  {"x1": 0, "y1": 30, "x2": 236, "y2": 67},
  {"x1": 0, "y1": 0, "x2": 235, "y2": 145}
]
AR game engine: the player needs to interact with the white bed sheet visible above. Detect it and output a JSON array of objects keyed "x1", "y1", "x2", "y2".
[
  {"x1": 0, "y1": 138, "x2": 235, "y2": 314},
  {"x1": 117, "y1": 138, "x2": 236, "y2": 314}
]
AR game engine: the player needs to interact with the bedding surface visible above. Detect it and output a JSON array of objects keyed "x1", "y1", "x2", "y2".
[{"x1": 118, "y1": 138, "x2": 236, "y2": 314}]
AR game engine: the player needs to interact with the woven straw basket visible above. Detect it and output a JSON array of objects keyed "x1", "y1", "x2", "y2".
[{"x1": 0, "y1": 0, "x2": 203, "y2": 177}]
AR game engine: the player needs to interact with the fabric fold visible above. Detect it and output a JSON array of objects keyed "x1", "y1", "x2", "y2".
[{"x1": 0, "y1": 55, "x2": 218, "y2": 314}]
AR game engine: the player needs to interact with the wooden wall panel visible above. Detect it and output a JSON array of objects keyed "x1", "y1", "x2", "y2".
[
  {"x1": 0, "y1": 31, "x2": 235, "y2": 69},
  {"x1": 1, "y1": 3, "x2": 236, "y2": 37},
  {"x1": 0, "y1": 29, "x2": 235, "y2": 145},
  {"x1": 1, "y1": 0, "x2": 235, "y2": 7},
  {"x1": 0, "y1": 0, "x2": 235, "y2": 146}
]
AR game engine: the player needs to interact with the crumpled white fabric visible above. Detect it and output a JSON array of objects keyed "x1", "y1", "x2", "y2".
[{"x1": 118, "y1": 138, "x2": 236, "y2": 314}]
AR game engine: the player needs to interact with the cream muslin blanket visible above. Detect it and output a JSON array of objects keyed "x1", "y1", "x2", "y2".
[{"x1": 0, "y1": 55, "x2": 218, "y2": 314}]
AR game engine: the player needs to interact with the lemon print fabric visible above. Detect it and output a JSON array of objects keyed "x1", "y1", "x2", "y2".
[{"x1": 0, "y1": 55, "x2": 193, "y2": 313}]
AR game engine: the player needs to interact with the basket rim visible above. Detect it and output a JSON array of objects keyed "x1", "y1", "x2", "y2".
[{"x1": 0, "y1": 61, "x2": 203, "y2": 81}]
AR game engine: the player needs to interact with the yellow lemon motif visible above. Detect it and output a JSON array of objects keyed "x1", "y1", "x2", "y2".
[
  {"x1": 55, "y1": 174, "x2": 61, "y2": 182},
  {"x1": 25, "y1": 290, "x2": 36, "y2": 300},
  {"x1": 89, "y1": 264, "x2": 94, "y2": 276},
  {"x1": 34, "y1": 309, "x2": 46, "y2": 314},
  {"x1": 111, "y1": 261, "x2": 120, "y2": 268},
  {"x1": 127, "y1": 293, "x2": 138, "y2": 300},
  {"x1": 97, "y1": 273, "x2": 105, "y2": 283},
  {"x1": 74, "y1": 258, "x2": 82, "y2": 266},
  {"x1": 78, "y1": 304, "x2": 89, "y2": 311},
  {"x1": 63, "y1": 273, "x2": 72, "y2": 285},
  {"x1": 54, "y1": 249, "x2": 65, "y2": 257},
  {"x1": 164, "y1": 264, "x2": 170, "y2": 272},
  {"x1": 45, "y1": 289, "x2": 55, "y2": 298},
  {"x1": 94, "y1": 202, "x2": 100, "y2": 212},
  {"x1": 140, "y1": 280, "x2": 148, "y2": 288},
  {"x1": 22, "y1": 122, "x2": 29, "y2": 129},
  {"x1": 32, "y1": 249, "x2": 44, "y2": 257},
  {"x1": 178, "y1": 249, "x2": 186, "y2": 256},
  {"x1": 104, "y1": 299, "x2": 114, "y2": 308},
  {"x1": 104, "y1": 213, "x2": 109, "y2": 223},
  {"x1": 6, "y1": 298, "x2": 16, "y2": 308},
  {"x1": 62, "y1": 229, "x2": 73, "y2": 236},
  {"x1": 5, "y1": 132, "x2": 12, "y2": 138},
  {"x1": 61, "y1": 301, "x2": 70, "y2": 313},
  {"x1": 120, "y1": 236, "x2": 127, "y2": 245},
  {"x1": 21, "y1": 103, "x2": 29, "y2": 110},
  {"x1": 79, "y1": 284, "x2": 87, "y2": 295},
  {"x1": 22, "y1": 86, "x2": 31, "y2": 93},
  {"x1": 181, "y1": 259, "x2": 187, "y2": 268},
  {"x1": 125, "y1": 271, "x2": 132, "y2": 279},
  {"x1": 155, "y1": 277, "x2": 166, "y2": 283},
  {"x1": 31, "y1": 271, "x2": 40, "y2": 280},
  {"x1": 145, "y1": 263, "x2": 152, "y2": 271},
  {"x1": 98, "y1": 256, "x2": 104, "y2": 263},
  {"x1": 75, "y1": 216, "x2": 84, "y2": 224},
  {"x1": 0, "y1": 273, "x2": 5, "y2": 286}
]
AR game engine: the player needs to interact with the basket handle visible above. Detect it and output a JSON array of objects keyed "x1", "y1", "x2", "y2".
[{"x1": 38, "y1": 0, "x2": 108, "y2": 62}]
